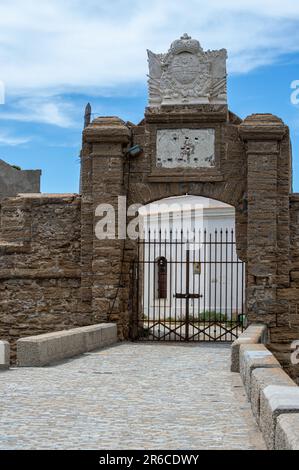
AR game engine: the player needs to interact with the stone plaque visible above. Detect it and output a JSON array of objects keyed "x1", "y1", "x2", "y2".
[{"x1": 156, "y1": 129, "x2": 215, "y2": 169}]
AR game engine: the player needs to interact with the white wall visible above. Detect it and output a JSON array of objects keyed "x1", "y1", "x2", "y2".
[{"x1": 139, "y1": 196, "x2": 245, "y2": 321}]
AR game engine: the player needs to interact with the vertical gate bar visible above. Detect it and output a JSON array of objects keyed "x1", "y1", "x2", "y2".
[
  {"x1": 214, "y1": 229, "x2": 217, "y2": 340},
  {"x1": 185, "y1": 246, "x2": 190, "y2": 342},
  {"x1": 197, "y1": 230, "x2": 202, "y2": 341},
  {"x1": 230, "y1": 229, "x2": 234, "y2": 341},
  {"x1": 208, "y1": 231, "x2": 212, "y2": 341},
  {"x1": 142, "y1": 230, "x2": 144, "y2": 339},
  {"x1": 180, "y1": 228, "x2": 184, "y2": 341},
  {"x1": 153, "y1": 227, "x2": 157, "y2": 340},
  {"x1": 192, "y1": 231, "x2": 196, "y2": 342},
  {"x1": 137, "y1": 235, "x2": 140, "y2": 338},
  {"x1": 220, "y1": 229, "x2": 223, "y2": 340},
  {"x1": 225, "y1": 229, "x2": 228, "y2": 339},
  {"x1": 139, "y1": 232, "x2": 141, "y2": 338},
  {"x1": 203, "y1": 229, "x2": 207, "y2": 341},
  {"x1": 163, "y1": 229, "x2": 167, "y2": 339},
  {"x1": 158, "y1": 228, "x2": 162, "y2": 340},
  {"x1": 169, "y1": 229, "x2": 173, "y2": 340},
  {"x1": 145, "y1": 229, "x2": 151, "y2": 339},
  {"x1": 238, "y1": 236, "x2": 242, "y2": 335},
  {"x1": 147, "y1": 229, "x2": 151, "y2": 340},
  {"x1": 142, "y1": 232, "x2": 145, "y2": 338},
  {"x1": 241, "y1": 259, "x2": 245, "y2": 332},
  {"x1": 175, "y1": 229, "x2": 178, "y2": 341}
]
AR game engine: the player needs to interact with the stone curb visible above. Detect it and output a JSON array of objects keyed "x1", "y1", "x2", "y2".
[
  {"x1": 260, "y1": 385, "x2": 299, "y2": 450},
  {"x1": 275, "y1": 414, "x2": 299, "y2": 450},
  {"x1": 231, "y1": 324, "x2": 268, "y2": 372},
  {"x1": 251, "y1": 368, "x2": 296, "y2": 423},
  {"x1": 16, "y1": 323, "x2": 117, "y2": 367},
  {"x1": 231, "y1": 325, "x2": 299, "y2": 450},
  {"x1": 240, "y1": 344, "x2": 281, "y2": 398}
]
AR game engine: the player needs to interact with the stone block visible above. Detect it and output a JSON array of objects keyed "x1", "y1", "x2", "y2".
[
  {"x1": 17, "y1": 323, "x2": 117, "y2": 367},
  {"x1": 84, "y1": 326, "x2": 103, "y2": 351},
  {"x1": 100, "y1": 323, "x2": 118, "y2": 346},
  {"x1": 251, "y1": 368, "x2": 296, "y2": 422},
  {"x1": 275, "y1": 414, "x2": 299, "y2": 450},
  {"x1": 260, "y1": 385, "x2": 299, "y2": 449},
  {"x1": 231, "y1": 324, "x2": 268, "y2": 372},
  {"x1": 240, "y1": 344, "x2": 281, "y2": 398},
  {"x1": 0, "y1": 340, "x2": 10, "y2": 369}
]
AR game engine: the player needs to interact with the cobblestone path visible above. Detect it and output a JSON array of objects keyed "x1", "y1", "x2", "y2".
[{"x1": 0, "y1": 343, "x2": 265, "y2": 449}]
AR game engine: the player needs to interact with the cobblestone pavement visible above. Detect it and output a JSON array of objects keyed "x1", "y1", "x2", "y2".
[{"x1": 0, "y1": 342, "x2": 265, "y2": 449}]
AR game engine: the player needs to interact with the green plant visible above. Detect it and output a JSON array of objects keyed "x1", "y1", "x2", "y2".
[{"x1": 195, "y1": 311, "x2": 228, "y2": 322}]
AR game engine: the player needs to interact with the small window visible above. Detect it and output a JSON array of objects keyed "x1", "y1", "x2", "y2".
[{"x1": 156, "y1": 257, "x2": 167, "y2": 299}]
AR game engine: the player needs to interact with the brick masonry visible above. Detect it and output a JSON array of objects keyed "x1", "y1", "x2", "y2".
[{"x1": 0, "y1": 104, "x2": 299, "y2": 380}]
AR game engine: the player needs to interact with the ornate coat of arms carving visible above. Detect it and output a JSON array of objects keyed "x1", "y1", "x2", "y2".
[{"x1": 147, "y1": 34, "x2": 227, "y2": 106}]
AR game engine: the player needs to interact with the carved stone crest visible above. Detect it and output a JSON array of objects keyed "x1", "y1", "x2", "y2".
[{"x1": 147, "y1": 34, "x2": 227, "y2": 106}]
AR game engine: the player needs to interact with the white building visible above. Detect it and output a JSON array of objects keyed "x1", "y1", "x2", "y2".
[{"x1": 138, "y1": 196, "x2": 245, "y2": 339}]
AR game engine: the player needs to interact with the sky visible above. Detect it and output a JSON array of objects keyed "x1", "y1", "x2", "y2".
[{"x1": 0, "y1": 0, "x2": 299, "y2": 193}]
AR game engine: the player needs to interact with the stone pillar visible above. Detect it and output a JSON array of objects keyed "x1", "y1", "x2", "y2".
[
  {"x1": 239, "y1": 114, "x2": 288, "y2": 326},
  {"x1": 81, "y1": 117, "x2": 130, "y2": 337}
]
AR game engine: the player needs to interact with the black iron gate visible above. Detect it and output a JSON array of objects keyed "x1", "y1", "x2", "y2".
[{"x1": 133, "y1": 229, "x2": 246, "y2": 342}]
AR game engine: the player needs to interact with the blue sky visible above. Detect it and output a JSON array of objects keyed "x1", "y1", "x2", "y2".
[{"x1": 0, "y1": 0, "x2": 299, "y2": 193}]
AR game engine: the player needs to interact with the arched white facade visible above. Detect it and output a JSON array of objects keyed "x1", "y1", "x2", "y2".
[{"x1": 139, "y1": 196, "x2": 245, "y2": 323}]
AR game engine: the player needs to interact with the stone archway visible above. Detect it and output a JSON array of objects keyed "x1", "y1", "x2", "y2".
[
  {"x1": 81, "y1": 110, "x2": 290, "y2": 336},
  {"x1": 80, "y1": 35, "x2": 297, "y2": 378}
]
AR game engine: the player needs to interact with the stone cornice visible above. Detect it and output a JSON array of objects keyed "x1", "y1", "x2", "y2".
[
  {"x1": 145, "y1": 104, "x2": 228, "y2": 124},
  {"x1": 83, "y1": 117, "x2": 131, "y2": 144},
  {"x1": 238, "y1": 114, "x2": 287, "y2": 142}
]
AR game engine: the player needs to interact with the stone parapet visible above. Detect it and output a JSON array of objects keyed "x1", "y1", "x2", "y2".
[
  {"x1": 260, "y1": 385, "x2": 299, "y2": 449},
  {"x1": 17, "y1": 323, "x2": 117, "y2": 367},
  {"x1": 240, "y1": 344, "x2": 281, "y2": 398},
  {"x1": 275, "y1": 414, "x2": 299, "y2": 450},
  {"x1": 233, "y1": 325, "x2": 299, "y2": 450},
  {"x1": 251, "y1": 368, "x2": 296, "y2": 423},
  {"x1": 231, "y1": 323, "x2": 268, "y2": 372}
]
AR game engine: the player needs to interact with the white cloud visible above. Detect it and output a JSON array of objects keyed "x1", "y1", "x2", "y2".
[
  {"x1": 0, "y1": 132, "x2": 31, "y2": 146},
  {"x1": 0, "y1": 96, "x2": 77, "y2": 128},
  {"x1": 0, "y1": 0, "x2": 298, "y2": 97}
]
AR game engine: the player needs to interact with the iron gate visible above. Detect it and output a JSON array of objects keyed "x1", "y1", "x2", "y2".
[{"x1": 133, "y1": 229, "x2": 246, "y2": 342}]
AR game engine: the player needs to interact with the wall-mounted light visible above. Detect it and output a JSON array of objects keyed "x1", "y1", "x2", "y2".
[{"x1": 126, "y1": 145, "x2": 143, "y2": 157}]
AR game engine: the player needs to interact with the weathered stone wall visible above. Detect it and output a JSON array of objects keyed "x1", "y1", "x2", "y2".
[
  {"x1": 270, "y1": 194, "x2": 299, "y2": 381},
  {"x1": 80, "y1": 117, "x2": 130, "y2": 338},
  {"x1": 0, "y1": 194, "x2": 91, "y2": 359},
  {"x1": 0, "y1": 102, "x2": 298, "y2": 381},
  {"x1": 80, "y1": 106, "x2": 298, "y2": 381},
  {"x1": 79, "y1": 106, "x2": 249, "y2": 342}
]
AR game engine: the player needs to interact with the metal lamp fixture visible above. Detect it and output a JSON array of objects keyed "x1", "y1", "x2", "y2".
[{"x1": 126, "y1": 145, "x2": 143, "y2": 157}]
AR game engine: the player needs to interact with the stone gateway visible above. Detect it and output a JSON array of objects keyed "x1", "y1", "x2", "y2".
[{"x1": 0, "y1": 35, "x2": 298, "y2": 381}]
